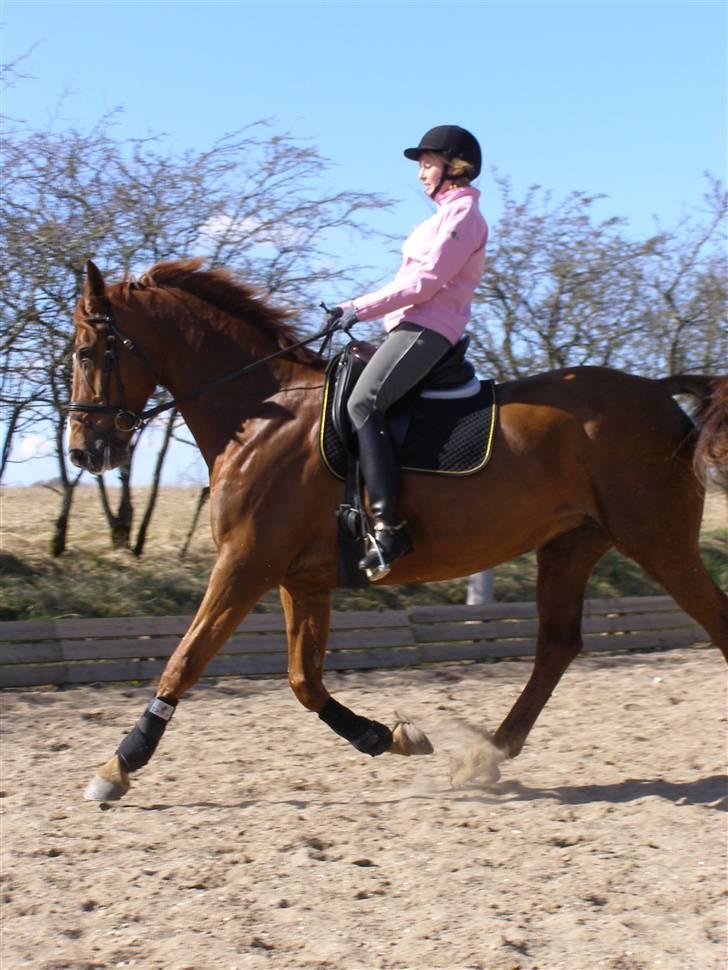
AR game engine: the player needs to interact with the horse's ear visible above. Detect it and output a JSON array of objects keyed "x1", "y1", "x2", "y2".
[{"x1": 84, "y1": 260, "x2": 107, "y2": 309}]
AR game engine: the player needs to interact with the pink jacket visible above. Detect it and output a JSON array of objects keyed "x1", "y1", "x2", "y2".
[{"x1": 350, "y1": 186, "x2": 487, "y2": 345}]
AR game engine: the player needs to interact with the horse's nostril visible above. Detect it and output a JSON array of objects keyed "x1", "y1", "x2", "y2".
[{"x1": 69, "y1": 449, "x2": 89, "y2": 468}]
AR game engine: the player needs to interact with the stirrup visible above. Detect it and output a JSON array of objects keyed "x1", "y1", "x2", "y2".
[{"x1": 360, "y1": 521, "x2": 412, "y2": 581}]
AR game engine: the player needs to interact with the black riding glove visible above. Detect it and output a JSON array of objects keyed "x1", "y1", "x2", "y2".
[{"x1": 328, "y1": 305, "x2": 359, "y2": 333}]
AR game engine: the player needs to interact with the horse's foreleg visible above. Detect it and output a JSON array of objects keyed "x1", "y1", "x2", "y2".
[
  {"x1": 280, "y1": 583, "x2": 433, "y2": 758},
  {"x1": 84, "y1": 551, "x2": 267, "y2": 801},
  {"x1": 493, "y1": 522, "x2": 613, "y2": 760}
]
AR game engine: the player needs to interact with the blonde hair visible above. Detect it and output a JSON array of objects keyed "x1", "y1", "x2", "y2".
[
  {"x1": 420, "y1": 150, "x2": 476, "y2": 188},
  {"x1": 445, "y1": 156, "x2": 476, "y2": 186}
]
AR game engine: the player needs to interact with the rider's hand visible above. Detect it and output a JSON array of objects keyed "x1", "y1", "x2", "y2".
[{"x1": 331, "y1": 305, "x2": 359, "y2": 333}]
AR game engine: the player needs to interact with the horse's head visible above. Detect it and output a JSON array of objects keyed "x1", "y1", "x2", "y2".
[{"x1": 67, "y1": 261, "x2": 158, "y2": 474}]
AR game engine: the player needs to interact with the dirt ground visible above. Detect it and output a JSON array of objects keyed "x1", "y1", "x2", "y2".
[{"x1": 1, "y1": 646, "x2": 726, "y2": 970}]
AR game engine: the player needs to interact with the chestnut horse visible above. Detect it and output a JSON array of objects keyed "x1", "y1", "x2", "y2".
[{"x1": 68, "y1": 259, "x2": 728, "y2": 801}]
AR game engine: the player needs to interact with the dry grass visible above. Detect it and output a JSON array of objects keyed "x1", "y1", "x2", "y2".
[
  {"x1": 2, "y1": 484, "x2": 218, "y2": 562},
  {"x1": 1, "y1": 482, "x2": 726, "y2": 621}
]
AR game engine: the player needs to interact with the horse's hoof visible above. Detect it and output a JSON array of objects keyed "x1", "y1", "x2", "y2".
[
  {"x1": 83, "y1": 755, "x2": 130, "y2": 801},
  {"x1": 83, "y1": 774, "x2": 128, "y2": 801},
  {"x1": 389, "y1": 715, "x2": 434, "y2": 756}
]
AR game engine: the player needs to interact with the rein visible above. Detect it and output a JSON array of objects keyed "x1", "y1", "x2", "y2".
[{"x1": 68, "y1": 307, "x2": 344, "y2": 433}]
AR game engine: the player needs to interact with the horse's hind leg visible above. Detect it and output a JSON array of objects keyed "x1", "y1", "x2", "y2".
[
  {"x1": 613, "y1": 508, "x2": 728, "y2": 661},
  {"x1": 280, "y1": 582, "x2": 433, "y2": 757},
  {"x1": 626, "y1": 551, "x2": 728, "y2": 660},
  {"x1": 493, "y1": 522, "x2": 613, "y2": 759}
]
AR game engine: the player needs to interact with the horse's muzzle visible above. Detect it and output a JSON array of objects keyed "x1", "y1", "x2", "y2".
[
  {"x1": 68, "y1": 439, "x2": 129, "y2": 475},
  {"x1": 69, "y1": 448, "x2": 101, "y2": 473}
]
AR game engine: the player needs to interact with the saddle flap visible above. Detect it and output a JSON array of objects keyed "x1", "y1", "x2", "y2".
[{"x1": 329, "y1": 341, "x2": 376, "y2": 449}]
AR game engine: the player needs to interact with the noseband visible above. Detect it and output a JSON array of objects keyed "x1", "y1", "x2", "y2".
[{"x1": 68, "y1": 305, "x2": 345, "y2": 434}]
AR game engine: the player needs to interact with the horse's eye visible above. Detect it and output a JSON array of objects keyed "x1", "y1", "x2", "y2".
[{"x1": 76, "y1": 347, "x2": 93, "y2": 361}]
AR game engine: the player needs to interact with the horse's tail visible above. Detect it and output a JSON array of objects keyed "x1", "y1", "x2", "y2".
[{"x1": 659, "y1": 374, "x2": 728, "y2": 479}]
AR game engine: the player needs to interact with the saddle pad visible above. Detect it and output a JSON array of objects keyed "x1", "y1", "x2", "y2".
[{"x1": 320, "y1": 377, "x2": 497, "y2": 480}]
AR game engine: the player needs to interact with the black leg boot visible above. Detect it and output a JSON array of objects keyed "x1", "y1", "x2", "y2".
[{"x1": 355, "y1": 412, "x2": 413, "y2": 580}]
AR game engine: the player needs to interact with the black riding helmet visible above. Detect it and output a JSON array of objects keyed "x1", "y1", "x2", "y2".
[{"x1": 404, "y1": 125, "x2": 482, "y2": 179}]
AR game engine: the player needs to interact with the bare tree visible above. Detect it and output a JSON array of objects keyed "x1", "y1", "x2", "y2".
[
  {"x1": 470, "y1": 174, "x2": 661, "y2": 380},
  {"x1": 642, "y1": 175, "x2": 727, "y2": 375},
  {"x1": 1, "y1": 113, "x2": 392, "y2": 554},
  {"x1": 131, "y1": 408, "x2": 178, "y2": 558},
  {"x1": 470, "y1": 172, "x2": 726, "y2": 381}
]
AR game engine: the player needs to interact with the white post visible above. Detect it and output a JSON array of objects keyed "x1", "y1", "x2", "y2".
[{"x1": 466, "y1": 569, "x2": 494, "y2": 605}]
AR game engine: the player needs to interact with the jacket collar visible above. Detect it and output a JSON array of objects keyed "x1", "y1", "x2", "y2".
[{"x1": 433, "y1": 185, "x2": 480, "y2": 207}]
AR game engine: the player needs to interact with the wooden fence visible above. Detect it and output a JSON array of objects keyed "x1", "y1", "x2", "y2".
[{"x1": 0, "y1": 596, "x2": 710, "y2": 690}]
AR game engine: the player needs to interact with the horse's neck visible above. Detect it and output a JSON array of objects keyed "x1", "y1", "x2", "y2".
[
  {"x1": 134, "y1": 299, "x2": 321, "y2": 467},
  {"x1": 183, "y1": 361, "x2": 321, "y2": 472}
]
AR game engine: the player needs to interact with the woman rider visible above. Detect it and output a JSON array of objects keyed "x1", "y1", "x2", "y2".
[{"x1": 332, "y1": 125, "x2": 488, "y2": 581}]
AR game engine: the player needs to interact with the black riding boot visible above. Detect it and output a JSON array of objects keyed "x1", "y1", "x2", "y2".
[{"x1": 355, "y1": 412, "x2": 413, "y2": 580}]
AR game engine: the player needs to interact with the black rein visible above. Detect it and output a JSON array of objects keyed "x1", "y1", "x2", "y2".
[{"x1": 68, "y1": 307, "x2": 345, "y2": 434}]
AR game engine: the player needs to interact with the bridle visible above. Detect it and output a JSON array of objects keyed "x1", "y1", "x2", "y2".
[
  {"x1": 69, "y1": 313, "x2": 149, "y2": 433},
  {"x1": 68, "y1": 304, "x2": 345, "y2": 435}
]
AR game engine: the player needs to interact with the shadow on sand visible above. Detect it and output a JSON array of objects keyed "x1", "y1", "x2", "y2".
[{"x1": 456, "y1": 773, "x2": 727, "y2": 809}]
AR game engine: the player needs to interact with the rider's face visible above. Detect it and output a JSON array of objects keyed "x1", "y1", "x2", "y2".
[{"x1": 418, "y1": 152, "x2": 447, "y2": 196}]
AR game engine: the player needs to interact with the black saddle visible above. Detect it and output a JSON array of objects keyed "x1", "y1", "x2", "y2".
[{"x1": 328, "y1": 336, "x2": 478, "y2": 454}]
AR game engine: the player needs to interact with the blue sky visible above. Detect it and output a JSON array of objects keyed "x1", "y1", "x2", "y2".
[{"x1": 2, "y1": 0, "x2": 726, "y2": 484}]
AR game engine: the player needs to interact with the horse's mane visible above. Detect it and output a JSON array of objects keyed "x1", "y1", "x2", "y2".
[{"x1": 114, "y1": 258, "x2": 319, "y2": 363}]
